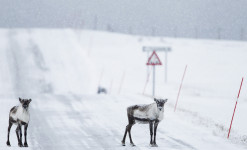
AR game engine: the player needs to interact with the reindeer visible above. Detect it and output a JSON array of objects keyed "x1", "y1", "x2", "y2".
[
  {"x1": 121, "y1": 98, "x2": 168, "y2": 147},
  {"x1": 6, "y1": 98, "x2": 32, "y2": 147}
]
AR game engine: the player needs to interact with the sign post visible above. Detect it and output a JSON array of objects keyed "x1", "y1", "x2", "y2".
[
  {"x1": 146, "y1": 51, "x2": 162, "y2": 96},
  {"x1": 143, "y1": 47, "x2": 171, "y2": 83},
  {"x1": 153, "y1": 66, "x2": 155, "y2": 96}
]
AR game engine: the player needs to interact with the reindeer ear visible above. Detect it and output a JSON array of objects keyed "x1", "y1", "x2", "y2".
[
  {"x1": 28, "y1": 99, "x2": 32, "y2": 103},
  {"x1": 154, "y1": 98, "x2": 157, "y2": 102},
  {"x1": 19, "y1": 97, "x2": 22, "y2": 103},
  {"x1": 163, "y1": 99, "x2": 168, "y2": 103}
]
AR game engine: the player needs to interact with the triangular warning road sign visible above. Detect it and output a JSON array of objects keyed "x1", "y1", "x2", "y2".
[{"x1": 146, "y1": 51, "x2": 162, "y2": 66}]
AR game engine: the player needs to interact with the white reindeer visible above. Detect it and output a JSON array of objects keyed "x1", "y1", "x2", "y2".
[
  {"x1": 121, "y1": 98, "x2": 168, "y2": 147},
  {"x1": 7, "y1": 98, "x2": 32, "y2": 147}
]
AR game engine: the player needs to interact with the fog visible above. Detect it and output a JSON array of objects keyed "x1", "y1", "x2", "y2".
[{"x1": 0, "y1": 0, "x2": 247, "y2": 40}]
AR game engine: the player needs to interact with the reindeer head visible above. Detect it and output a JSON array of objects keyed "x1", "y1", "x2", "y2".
[
  {"x1": 154, "y1": 98, "x2": 168, "y2": 111},
  {"x1": 19, "y1": 97, "x2": 32, "y2": 109}
]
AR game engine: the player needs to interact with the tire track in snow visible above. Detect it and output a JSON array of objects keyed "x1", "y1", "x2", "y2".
[{"x1": 6, "y1": 30, "x2": 53, "y2": 96}]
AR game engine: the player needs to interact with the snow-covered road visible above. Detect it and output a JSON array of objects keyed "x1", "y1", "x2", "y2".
[{"x1": 1, "y1": 94, "x2": 245, "y2": 150}]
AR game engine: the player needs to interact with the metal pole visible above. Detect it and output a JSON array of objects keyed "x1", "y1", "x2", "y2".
[
  {"x1": 165, "y1": 51, "x2": 167, "y2": 83},
  {"x1": 153, "y1": 66, "x2": 155, "y2": 96}
]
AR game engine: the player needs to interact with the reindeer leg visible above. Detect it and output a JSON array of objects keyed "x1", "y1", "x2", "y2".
[
  {"x1": 128, "y1": 123, "x2": 135, "y2": 146},
  {"x1": 121, "y1": 124, "x2": 128, "y2": 146},
  {"x1": 122, "y1": 114, "x2": 132, "y2": 146},
  {"x1": 153, "y1": 120, "x2": 159, "y2": 147},
  {"x1": 15, "y1": 124, "x2": 22, "y2": 147},
  {"x1": 18, "y1": 124, "x2": 23, "y2": 147},
  {"x1": 6, "y1": 120, "x2": 13, "y2": 146},
  {"x1": 149, "y1": 121, "x2": 154, "y2": 146},
  {"x1": 127, "y1": 115, "x2": 135, "y2": 146},
  {"x1": 24, "y1": 124, "x2": 28, "y2": 147}
]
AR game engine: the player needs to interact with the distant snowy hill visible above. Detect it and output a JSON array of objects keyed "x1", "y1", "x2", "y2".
[{"x1": 1, "y1": 0, "x2": 247, "y2": 40}]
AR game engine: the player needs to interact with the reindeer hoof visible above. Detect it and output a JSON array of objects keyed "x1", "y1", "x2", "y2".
[
  {"x1": 121, "y1": 141, "x2": 125, "y2": 146},
  {"x1": 6, "y1": 141, "x2": 11, "y2": 146},
  {"x1": 18, "y1": 142, "x2": 23, "y2": 147},
  {"x1": 130, "y1": 143, "x2": 136, "y2": 147},
  {"x1": 150, "y1": 143, "x2": 158, "y2": 147},
  {"x1": 24, "y1": 142, "x2": 28, "y2": 147}
]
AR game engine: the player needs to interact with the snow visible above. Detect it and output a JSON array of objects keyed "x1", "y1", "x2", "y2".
[{"x1": 0, "y1": 29, "x2": 247, "y2": 149}]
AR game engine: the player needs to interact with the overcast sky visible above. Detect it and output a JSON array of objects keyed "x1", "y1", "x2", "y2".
[{"x1": 0, "y1": 0, "x2": 247, "y2": 40}]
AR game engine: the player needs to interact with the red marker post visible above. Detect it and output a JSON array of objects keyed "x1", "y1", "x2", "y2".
[
  {"x1": 174, "y1": 65, "x2": 187, "y2": 112},
  {"x1": 227, "y1": 77, "x2": 244, "y2": 139}
]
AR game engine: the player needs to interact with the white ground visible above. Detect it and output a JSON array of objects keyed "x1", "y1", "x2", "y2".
[{"x1": 0, "y1": 29, "x2": 247, "y2": 149}]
